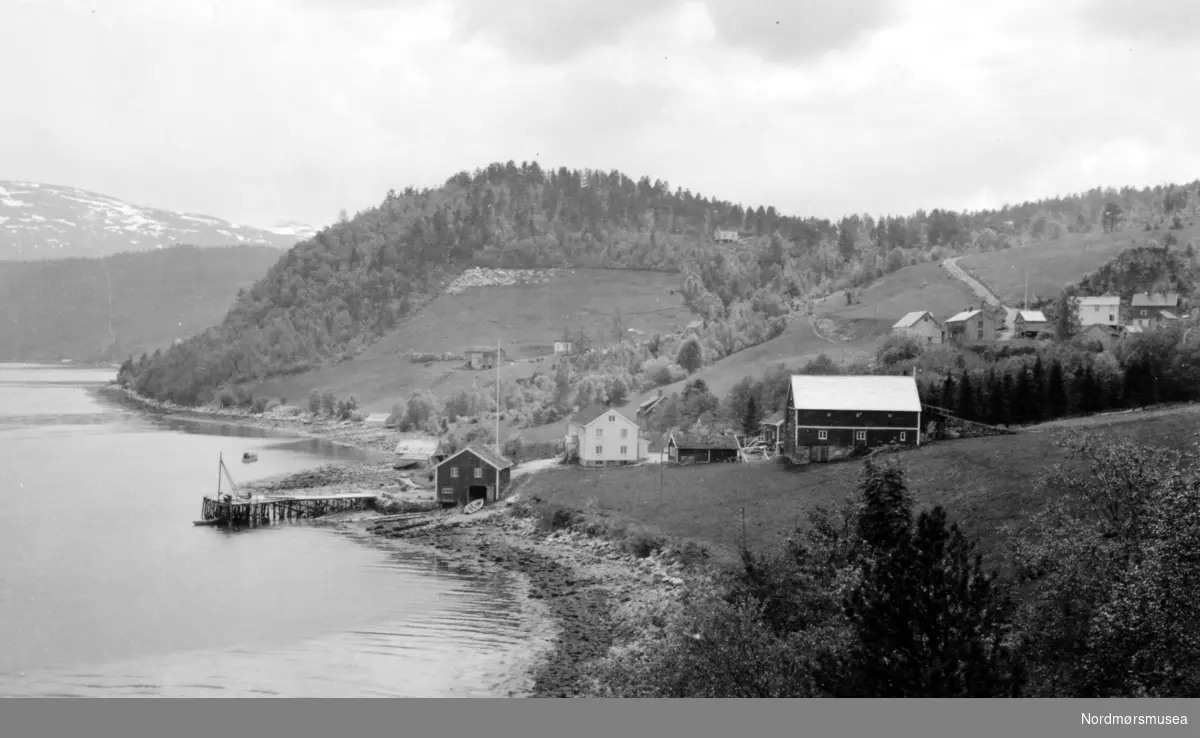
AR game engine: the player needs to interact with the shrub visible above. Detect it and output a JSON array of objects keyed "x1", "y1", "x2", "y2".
[
  {"x1": 251, "y1": 397, "x2": 268, "y2": 414},
  {"x1": 217, "y1": 389, "x2": 236, "y2": 408},
  {"x1": 622, "y1": 530, "x2": 663, "y2": 559}
]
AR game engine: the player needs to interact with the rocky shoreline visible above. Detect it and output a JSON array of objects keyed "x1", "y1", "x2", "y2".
[{"x1": 108, "y1": 382, "x2": 692, "y2": 698}]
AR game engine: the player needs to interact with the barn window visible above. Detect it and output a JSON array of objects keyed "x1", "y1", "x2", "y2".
[
  {"x1": 620, "y1": 428, "x2": 628, "y2": 439},
  {"x1": 818, "y1": 430, "x2": 828, "y2": 440},
  {"x1": 888, "y1": 414, "x2": 892, "y2": 418},
  {"x1": 596, "y1": 445, "x2": 603, "y2": 455},
  {"x1": 620, "y1": 445, "x2": 628, "y2": 454},
  {"x1": 856, "y1": 412, "x2": 861, "y2": 417},
  {"x1": 441, "y1": 487, "x2": 453, "y2": 497},
  {"x1": 609, "y1": 415, "x2": 615, "y2": 422},
  {"x1": 450, "y1": 468, "x2": 459, "y2": 478},
  {"x1": 900, "y1": 432, "x2": 907, "y2": 441},
  {"x1": 473, "y1": 468, "x2": 482, "y2": 479},
  {"x1": 596, "y1": 428, "x2": 603, "y2": 438},
  {"x1": 856, "y1": 431, "x2": 866, "y2": 441}
]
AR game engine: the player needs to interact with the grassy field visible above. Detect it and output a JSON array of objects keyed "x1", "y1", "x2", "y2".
[
  {"x1": 957, "y1": 224, "x2": 1200, "y2": 304},
  {"x1": 515, "y1": 407, "x2": 1200, "y2": 564},
  {"x1": 252, "y1": 269, "x2": 691, "y2": 412},
  {"x1": 813, "y1": 261, "x2": 982, "y2": 322},
  {"x1": 625, "y1": 316, "x2": 878, "y2": 411}
]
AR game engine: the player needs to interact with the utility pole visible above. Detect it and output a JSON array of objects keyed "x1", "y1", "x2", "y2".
[{"x1": 1024, "y1": 271, "x2": 1029, "y2": 312}]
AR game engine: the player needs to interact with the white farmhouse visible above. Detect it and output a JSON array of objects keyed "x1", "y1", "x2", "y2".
[
  {"x1": 1074, "y1": 295, "x2": 1121, "y2": 328},
  {"x1": 565, "y1": 404, "x2": 646, "y2": 467}
]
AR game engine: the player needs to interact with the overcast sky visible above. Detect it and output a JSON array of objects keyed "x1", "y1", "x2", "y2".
[{"x1": 3, "y1": 0, "x2": 1198, "y2": 229}]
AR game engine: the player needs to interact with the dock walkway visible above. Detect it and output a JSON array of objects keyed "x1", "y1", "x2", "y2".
[{"x1": 200, "y1": 491, "x2": 378, "y2": 527}]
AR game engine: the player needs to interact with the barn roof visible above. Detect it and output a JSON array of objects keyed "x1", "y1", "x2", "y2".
[
  {"x1": 1131, "y1": 292, "x2": 1179, "y2": 307},
  {"x1": 437, "y1": 443, "x2": 513, "y2": 470},
  {"x1": 1161, "y1": 311, "x2": 1180, "y2": 320},
  {"x1": 946, "y1": 309, "x2": 982, "y2": 323},
  {"x1": 670, "y1": 433, "x2": 741, "y2": 450},
  {"x1": 1075, "y1": 295, "x2": 1120, "y2": 305},
  {"x1": 761, "y1": 410, "x2": 784, "y2": 425},
  {"x1": 790, "y1": 375, "x2": 921, "y2": 413},
  {"x1": 1017, "y1": 310, "x2": 1048, "y2": 323},
  {"x1": 393, "y1": 437, "x2": 441, "y2": 457},
  {"x1": 893, "y1": 311, "x2": 936, "y2": 329}
]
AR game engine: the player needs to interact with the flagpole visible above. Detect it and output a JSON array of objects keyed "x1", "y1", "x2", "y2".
[{"x1": 496, "y1": 338, "x2": 501, "y2": 501}]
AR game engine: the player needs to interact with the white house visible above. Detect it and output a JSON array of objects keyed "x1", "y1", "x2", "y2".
[
  {"x1": 1074, "y1": 295, "x2": 1121, "y2": 328},
  {"x1": 553, "y1": 340, "x2": 574, "y2": 355},
  {"x1": 565, "y1": 404, "x2": 645, "y2": 467}
]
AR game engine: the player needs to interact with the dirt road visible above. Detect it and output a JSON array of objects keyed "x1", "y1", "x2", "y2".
[{"x1": 943, "y1": 257, "x2": 1019, "y2": 339}]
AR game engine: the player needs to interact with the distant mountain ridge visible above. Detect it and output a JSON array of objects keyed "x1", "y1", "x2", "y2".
[
  {"x1": 0, "y1": 244, "x2": 284, "y2": 362},
  {"x1": 0, "y1": 181, "x2": 318, "y2": 260}
]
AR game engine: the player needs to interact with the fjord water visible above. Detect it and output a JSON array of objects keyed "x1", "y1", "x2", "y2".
[{"x1": 0, "y1": 364, "x2": 531, "y2": 697}]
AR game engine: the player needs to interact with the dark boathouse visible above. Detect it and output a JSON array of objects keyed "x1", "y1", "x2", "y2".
[
  {"x1": 433, "y1": 444, "x2": 514, "y2": 507},
  {"x1": 782, "y1": 373, "x2": 922, "y2": 463}
]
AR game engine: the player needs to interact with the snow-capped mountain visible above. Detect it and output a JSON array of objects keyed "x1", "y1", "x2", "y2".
[
  {"x1": 265, "y1": 220, "x2": 321, "y2": 241},
  {"x1": 0, "y1": 181, "x2": 318, "y2": 261}
]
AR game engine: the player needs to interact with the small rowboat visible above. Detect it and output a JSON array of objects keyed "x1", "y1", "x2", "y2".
[
  {"x1": 193, "y1": 519, "x2": 221, "y2": 527},
  {"x1": 242, "y1": 452, "x2": 258, "y2": 463},
  {"x1": 463, "y1": 499, "x2": 485, "y2": 515}
]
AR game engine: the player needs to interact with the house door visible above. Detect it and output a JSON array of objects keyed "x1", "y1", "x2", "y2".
[{"x1": 854, "y1": 430, "x2": 868, "y2": 448}]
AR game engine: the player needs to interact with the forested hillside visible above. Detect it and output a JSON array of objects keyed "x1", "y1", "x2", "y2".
[
  {"x1": 0, "y1": 245, "x2": 281, "y2": 362},
  {"x1": 118, "y1": 160, "x2": 1200, "y2": 406}
]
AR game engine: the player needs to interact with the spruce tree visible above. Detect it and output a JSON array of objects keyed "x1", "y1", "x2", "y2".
[
  {"x1": 1014, "y1": 368, "x2": 1032, "y2": 425},
  {"x1": 856, "y1": 459, "x2": 912, "y2": 556},
  {"x1": 843, "y1": 499, "x2": 1025, "y2": 696},
  {"x1": 742, "y1": 395, "x2": 761, "y2": 436},
  {"x1": 1047, "y1": 360, "x2": 1067, "y2": 419},
  {"x1": 956, "y1": 370, "x2": 976, "y2": 421},
  {"x1": 940, "y1": 374, "x2": 956, "y2": 412}
]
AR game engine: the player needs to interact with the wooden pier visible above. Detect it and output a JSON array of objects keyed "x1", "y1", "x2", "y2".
[{"x1": 200, "y1": 492, "x2": 378, "y2": 528}]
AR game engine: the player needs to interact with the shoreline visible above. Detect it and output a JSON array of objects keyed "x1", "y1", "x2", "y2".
[{"x1": 107, "y1": 382, "x2": 690, "y2": 698}]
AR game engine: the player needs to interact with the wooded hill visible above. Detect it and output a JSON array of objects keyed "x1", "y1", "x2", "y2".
[
  {"x1": 118, "y1": 160, "x2": 1200, "y2": 406},
  {"x1": 0, "y1": 245, "x2": 281, "y2": 362}
]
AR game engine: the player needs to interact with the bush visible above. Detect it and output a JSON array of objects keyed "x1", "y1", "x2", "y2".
[
  {"x1": 251, "y1": 397, "x2": 268, "y2": 414},
  {"x1": 217, "y1": 389, "x2": 236, "y2": 408},
  {"x1": 622, "y1": 530, "x2": 663, "y2": 559}
]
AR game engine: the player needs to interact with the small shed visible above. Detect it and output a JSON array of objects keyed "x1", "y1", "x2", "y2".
[
  {"x1": 393, "y1": 437, "x2": 443, "y2": 470},
  {"x1": 553, "y1": 341, "x2": 574, "y2": 355},
  {"x1": 364, "y1": 412, "x2": 391, "y2": 427},
  {"x1": 464, "y1": 347, "x2": 503, "y2": 370},
  {"x1": 1014, "y1": 310, "x2": 1050, "y2": 338},
  {"x1": 666, "y1": 433, "x2": 741, "y2": 464},
  {"x1": 760, "y1": 411, "x2": 784, "y2": 446},
  {"x1": 433, "y1": 444, "x2": 514, "y2": 507},
  {"x1": 637, "y1": 390, "x2": 666, "y2": 422}
]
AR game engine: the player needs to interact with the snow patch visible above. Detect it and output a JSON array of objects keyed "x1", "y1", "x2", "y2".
[{"x1": 1, "y1": 197, "x2": 30, "y2": 207}]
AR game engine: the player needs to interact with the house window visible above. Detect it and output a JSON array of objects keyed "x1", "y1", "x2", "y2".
[
  {"x1": 595, "y1": 446, "x2": 603, "y2": 455},
  {"x1": 473, "y1": 468, "x2": 482, "y2": 479},
  {"x1": 817, "y1": 430, "x2": 828, "y2": 440},
  {"x1": 620, "y1": 445, "x2": 628, "y2": 454},
  {"x1": 450, "y1": 467, "x2": 459, "y2": 478},
  {"x1": 620, "y1": 428, "x2": 628, "y2": 439},
  {"x1": 441, "y1": 487, "x2": 453, "y2": 497},
  {"x1": 608, "y1": 415, "x2": 615, "y2": 422},
  {"x1": 596, "y1": 428, "x2": 602, "y2": 438},
  {"x1": 1109, "y1": 314, "x2": 1114, "y2": 322},
  {"x1": 856, "y1": 431, "x2": 867, "y2": 441},
  {"x1": 900, "y1": 432, "x2": 907, "y2": 441}
]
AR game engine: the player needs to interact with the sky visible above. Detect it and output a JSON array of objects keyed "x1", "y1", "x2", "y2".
[{"x1": 3, "y1": 0, "x2": 1199, "y2": 229}]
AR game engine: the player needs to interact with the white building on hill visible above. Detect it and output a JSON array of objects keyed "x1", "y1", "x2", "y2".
[{"x1": 1074, "y1": 295, "x2": 1121, "y2": 327}]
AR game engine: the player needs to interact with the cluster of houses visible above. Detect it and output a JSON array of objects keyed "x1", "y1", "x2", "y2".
[
  {"x1": 890, "y1": 292, "x2": 1184, "y2": 348},
  {"x1": 393, "y1": 369, "x2": 935, "y2": 508}
]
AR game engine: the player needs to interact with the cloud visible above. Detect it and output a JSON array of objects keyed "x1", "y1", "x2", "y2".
[
  {"x1": 1075, "y1": 0, "x2": 1200, "y2": 46},
  {"x1": 2, "y1": 0, "x2": 1199, "y2": 229},
  {"x1": 705, "y1": 0, "x2": 899, "y2": 64}
]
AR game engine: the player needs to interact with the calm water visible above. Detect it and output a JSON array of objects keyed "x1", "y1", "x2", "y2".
[{"x1": 0, "y1": 363, "x2": 532, "y2": 697}]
